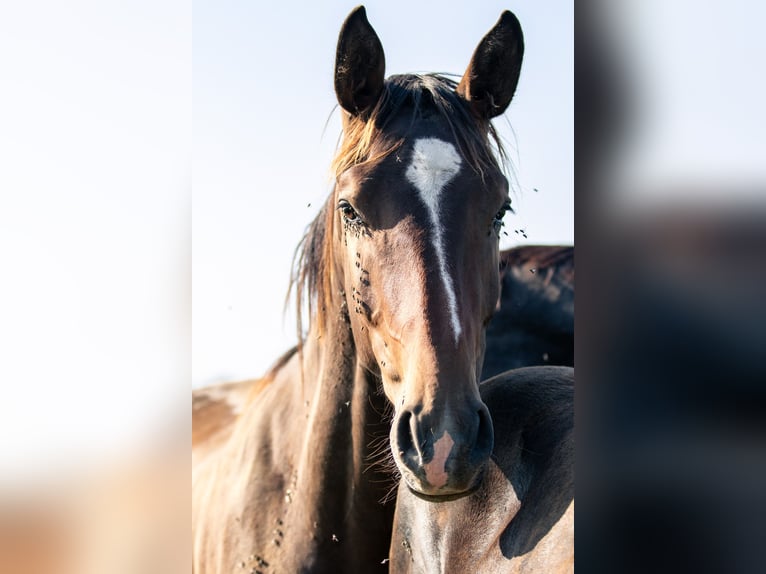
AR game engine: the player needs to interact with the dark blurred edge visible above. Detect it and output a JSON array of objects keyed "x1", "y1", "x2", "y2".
[{"x1": 575, "y1": 2, "x2": 766, "y2": 573}]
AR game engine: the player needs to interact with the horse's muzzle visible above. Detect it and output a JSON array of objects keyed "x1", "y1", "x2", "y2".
[{"x1": 391, "y1": 402, "x2": 494, "y2": 498}]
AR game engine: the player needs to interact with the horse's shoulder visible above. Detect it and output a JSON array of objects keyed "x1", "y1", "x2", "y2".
[{"x1": 474, "y1": 367, "x2": 573, "y2": 573}]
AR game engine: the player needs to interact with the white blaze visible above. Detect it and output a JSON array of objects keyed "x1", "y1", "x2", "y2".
[
  {"x1": 405, "y1": 138, "x2": 462, "y2": 344},
  {"x1": 422, "y1": 430, "x2": 455, "y2": 489}
]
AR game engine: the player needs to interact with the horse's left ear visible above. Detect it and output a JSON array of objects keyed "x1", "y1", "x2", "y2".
[
  {"x1": 457, "y1": 11, "x2": 524, "y2": 119},
  {"x1": 335, "y1": 6, "x2": 386, "y2": 116}
]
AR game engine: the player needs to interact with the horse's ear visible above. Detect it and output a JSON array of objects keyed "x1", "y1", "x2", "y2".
[
  {"x1": 334, "y1": 6, "x2": 386, "y2": 116},
  {"x1": 457, "y1": 11, "x2": 524, "y2": 119}
]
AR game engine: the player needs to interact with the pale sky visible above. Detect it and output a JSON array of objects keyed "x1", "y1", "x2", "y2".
[{"x1": 193, "y1": 1, "x2": 575, "y2": 387}]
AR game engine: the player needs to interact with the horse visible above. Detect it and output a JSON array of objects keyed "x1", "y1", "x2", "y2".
[
  {"x1": 385, "y1": 249, "x2": 574, "y2": 571},
  {"x1": 482, "y1": 245, "x2": 574, "y2": 379},
  {"x1": 389, "y1": 366, "x2": 574, "y2": 573},
  {"x1": 193, "y1": 6, "x2": 529, "y2": 572}
]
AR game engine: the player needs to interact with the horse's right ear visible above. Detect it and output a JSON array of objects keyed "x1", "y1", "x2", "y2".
[{"x1": 334, "y1": 6, "x2": 386, "y2": 116}]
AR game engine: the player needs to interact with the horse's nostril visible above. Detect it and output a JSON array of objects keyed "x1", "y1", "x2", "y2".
[
  {"x1": 393, "y1": 403, "x2": 493, "y2": 496},
  {"x1": 396, "y1": 410, "x2": 414, "y2": 458}
]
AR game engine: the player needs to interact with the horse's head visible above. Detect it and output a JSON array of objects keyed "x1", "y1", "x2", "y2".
[{"x1": 330, "y1": 6, "x2": 523, "y2": 499}]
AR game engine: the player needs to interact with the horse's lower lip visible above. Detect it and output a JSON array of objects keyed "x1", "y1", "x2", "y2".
[
  {"x1": 405, "y1": 467, "x2": 485, "y2": 502},
  {"x1": 406, "y1": 485, "x2": 478, "y2": 502}
]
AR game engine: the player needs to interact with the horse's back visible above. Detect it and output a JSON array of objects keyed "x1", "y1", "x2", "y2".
[
  {"x1": 482, "y1": 246, "x2": 574, "y2": 378},
  {"x1": 193, "y1": 380, "x2": 255, "y2": 447},
  {"x1": 192, "y1": 347, "x2": 299, "y2": 467}
]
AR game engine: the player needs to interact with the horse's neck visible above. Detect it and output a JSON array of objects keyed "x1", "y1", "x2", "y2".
[
  {"x1": 294, "y1": 319, "x2": 393, "y2": 530},
  {"x1": 218, "y1": 315, "x2": 394, "y2": 571},
  {"x1": 193, "y1": 315, "x2": 393, "y2": 573}
]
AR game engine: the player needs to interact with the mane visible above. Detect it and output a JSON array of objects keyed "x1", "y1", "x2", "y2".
[
  {"x1": 289, "y1": 73, "x2": 512, "y2": 342},
  {"x1": 331, "y1": 73, "x2": 509, "y2": 179}
]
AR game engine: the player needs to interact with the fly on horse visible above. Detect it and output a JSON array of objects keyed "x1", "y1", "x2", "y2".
[{"x1": 193, "y1": 6, "x2": 571, "y2": 573}]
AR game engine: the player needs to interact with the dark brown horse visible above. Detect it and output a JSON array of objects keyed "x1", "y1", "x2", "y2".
[
  {"x1": 482, "y1": 245, "x2": 574, "y2": 378},
  {"x1": 390, "y1": 366, "x2": 574, "y2": 573},
  {"x1": 193, "y1": 6, "x2": 526, "y2": 573},
  {"x1": 385, "y1": 233, "x2": 575, "y2": 571}
]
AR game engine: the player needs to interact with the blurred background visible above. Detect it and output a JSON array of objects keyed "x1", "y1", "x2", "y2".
[
  {"x1": 577, "y1": 1, "x2": 766, "y2": 572},
  {"x1": 1, "y1": 1, "x2": 190, "y2": 572},
  {"x1": 0, "y1": 1, "x2": 190, "y2": 485}
]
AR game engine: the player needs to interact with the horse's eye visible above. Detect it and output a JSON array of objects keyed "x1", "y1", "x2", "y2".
[
  {"x1": 338, "y1": 200, "x2": 362, "y2": 224},
  {"x1": 492, "y1": 202, "x2": 511, "y2": 232}
]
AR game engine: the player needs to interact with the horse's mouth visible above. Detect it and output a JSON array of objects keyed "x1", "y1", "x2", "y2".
[{"x1": 404, "y1": 466, "x2": 485, "y2": 502}]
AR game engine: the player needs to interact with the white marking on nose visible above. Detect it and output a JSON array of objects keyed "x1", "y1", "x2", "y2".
[
  {"x1": 423, "y1": 430, "x2": 455, "y2": 489},
  {"x1": 405, "y1": 138, "x2": 462, "y2": 344}
]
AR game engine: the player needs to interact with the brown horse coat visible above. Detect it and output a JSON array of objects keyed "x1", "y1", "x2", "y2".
[
  {"x1": 482, "y1": 246, "x2": 574, "y2": 378},
  {"x1": 193, "y1": 6, "x2": 540, "y2": 573},
  {"x1": 390, "y1": 366, "x2": 574, "y2": 574}
]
